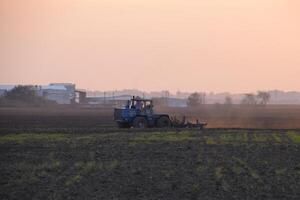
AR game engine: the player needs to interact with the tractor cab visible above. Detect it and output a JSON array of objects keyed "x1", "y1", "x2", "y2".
[
  {"x1": 114, "y1": 96, "x2": 171, "y2": 128},
  {"x1": 127, "y1": 96, "x2": 153, "y2": 115}
]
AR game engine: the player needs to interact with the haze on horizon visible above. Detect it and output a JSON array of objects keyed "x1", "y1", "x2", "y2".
[{"x1": 1, "y1": 0, "x2": 299, "y2": 93}]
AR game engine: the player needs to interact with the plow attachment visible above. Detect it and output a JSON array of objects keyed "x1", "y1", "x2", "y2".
[{"x1": 170, "y1": 116, "x2": 207, "y2": 129}]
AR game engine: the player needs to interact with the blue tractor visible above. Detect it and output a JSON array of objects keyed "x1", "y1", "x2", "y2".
[{"x1": 114, "y1": 96, "x2": 172, "y2": 128}]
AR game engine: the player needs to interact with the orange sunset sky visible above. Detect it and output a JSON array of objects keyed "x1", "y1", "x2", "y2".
[{"x1": 0, "y1": 0, "x2": 299, "y2": 93}]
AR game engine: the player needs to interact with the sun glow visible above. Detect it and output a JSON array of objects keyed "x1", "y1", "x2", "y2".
[{"x1": 0, "y1": 0, "x2": 299, "y2": 92}]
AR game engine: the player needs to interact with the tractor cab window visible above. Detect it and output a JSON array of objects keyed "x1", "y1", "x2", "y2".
[
  {"x1": 145, "y1": 101, "x2": 153, "y2": 109},
  {"x1": 145, "y1": 101, "x2": 153, "y2": 115},
  {"x1": 129, "y1": 97, "x2": 153, "y2": 113},
  {"x1": 136, "y1": 100, "x2": 143, "y2": 110}
]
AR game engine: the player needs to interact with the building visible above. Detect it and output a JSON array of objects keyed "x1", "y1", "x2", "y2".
[
  {"x1": 85, "y1": 95, "x2": 131, "y2": 107},
  {"x1": 0, "y1": 85, "x2": 15, "y2": 96},
  {"x1": 39, "y1": 83, "x2": 75, "y2": 104}
]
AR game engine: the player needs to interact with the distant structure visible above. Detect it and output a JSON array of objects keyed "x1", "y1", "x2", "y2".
[
  {"x1": 0, "y1": 85, "x2": 15, "y2": 96},
  {"x1": 0, "y1": 83, "x2": 76, "y2": 105},
  {"x1": 39, "y1": 83, "x2": 76, "y2": 104},
  {"x1": 2, "y1": 84, "x2": 300, "y2": 105},
  {"x1": 85, "y1": 95, "x2": 132, "y2": 107}
]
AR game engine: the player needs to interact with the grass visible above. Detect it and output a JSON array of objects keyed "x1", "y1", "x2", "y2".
[
  {"x1": 287, "y1": 131, "x2": 300, "y2": 143},
  {"x1": 75, "y1": 160, "x2": 120, "y2": 173},
  {"x1": 65, "y1": 175, "x2": 81, "y2": 186},
  {"x1": 191, "y1": 183, "x2": 201, "y2": 193},
  {"x1": 1, "y1": 130, "x2": 299, "y2": 146},
  {"x1": 204, "y1": 136, "x2": 217, "y2": 145},
  {"x1": 272, "y1": 133, "x2": 282, "y2": 143},
  {"x1": 7, "y1": 159, "x2": 120, "y2": 189},
  {"x1": 131, "y1": 130, "x2": 249, "y2": 145},
  {"x1": 215, "y1": 167, "x2": 224, "y2": 180},
  {"x1": 131, "y1": 130, "x2": 293, "y2": 145},
  {"x1": 218, "y1": 131, "x2": 248, "y2": 144},
  {"x1": 66, "y1": 160, "x2": 120, "y2": 186},
  {"x1": 5, "y1": 160, "x2": 63, "y2": 187},
  {"x1": 0, "y1": 133, "x2": 70, "y2": 144},
  {"x1": 252, "y1": 134, "x2": 269, "y2": 142},
  {"x1": 130, "y1": 131, "x2": 196, "y2": 145},
  {"x1": 275, "y1": 168, "x2": 287, "y2": 175},
  {"x1": 232, "y1": 157, "x2": 262, "y2": 182},
  {"x1": 0, "y1": 132, "x2": 115, "y2": 145},
  {"x1": 196, "y1": 165, "x2": 206, "y2": 174}
]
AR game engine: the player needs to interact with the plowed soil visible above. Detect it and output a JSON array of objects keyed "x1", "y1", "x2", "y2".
[
  {"x1": 1, "y1": 107, "x2": 300, "y2": 199},
  {"x1": 1, "y1": 130, "x2": 300, "y2": 200}
]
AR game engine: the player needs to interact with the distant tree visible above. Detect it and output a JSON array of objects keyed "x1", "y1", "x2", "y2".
[
  {"x1": 257, "y1": 91, "x2": 271, "y2": 105},
  {"x1": 5, "y1": 85, "x2": 36, "y2": 103},
  {"x1": 187, "y1": 92, "x2": 205, "y2": 107},
  {"x1": 187, "y1": 93, "x2": 200, "y2": 107},
  {"x1": 241, "y1": 93, "x2": 257, "y2": 105},
  {"x1": 2, "y1": 85, "x2": 55, "y2": 106},
  {"x1": 224, "y1": 96, "x2": 233, "y2": 105},
  {"x1": 201, "y1": 93, "x2": 206, "y2": 104},
  {"x1": 161, "y1": 90, "x2": 170, "y2": 98}
]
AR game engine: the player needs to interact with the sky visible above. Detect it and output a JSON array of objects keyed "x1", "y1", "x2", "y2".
[{"x1": 0, "y1": 0, "x2": 300, "y2": 93}]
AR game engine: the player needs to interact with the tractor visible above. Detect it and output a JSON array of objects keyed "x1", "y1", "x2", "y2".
[
  {"x1": 114, "y1": 96, "x2": 172, "y2": 128},
  {"x1": 114, "y1": 96, "x2": 207, "y2": 129}
]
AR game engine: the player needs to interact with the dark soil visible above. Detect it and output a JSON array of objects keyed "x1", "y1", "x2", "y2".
[
  {"x1": 2, "y1": 106, "x2": 300, "y2": 130},
  {"x1": 0, "y1": 107, "x2": 114, "y2": 133},
  {"x1": 0, "y1": 130, "x2": 300, "y2": 200}
]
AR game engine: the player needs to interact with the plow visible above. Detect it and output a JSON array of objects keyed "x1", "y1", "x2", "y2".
[
  {"x1": 114, "y1": 96, "x2": 207, "y2": 129},
  {"x1": 170, "y1": 116, "x2": 207, "y2": 129}
]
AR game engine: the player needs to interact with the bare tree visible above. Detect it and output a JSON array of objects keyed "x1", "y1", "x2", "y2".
[
  {"x1": 200, "y1": 92, "x2": 206, "y2": 104},
  {"x1": 224, "y1": 96, "x2": 233, "y2": 105},
  {"x1": 257, "y1": 91, "x2": 271, "y2": 105},
  {"x1": 187, "y1": 93, "x2": 200, "y2": 107},
  {"x1": 187, "y1": 92, "x2": 205, "y2": 107},
  {"x1": 241, "y1": 93, "x2": 257, "y2": 105}
]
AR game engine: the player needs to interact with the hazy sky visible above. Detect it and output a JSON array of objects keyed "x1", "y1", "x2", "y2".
[{"x1": 1, "y1": 0, "x2": 299, "y2": 93}]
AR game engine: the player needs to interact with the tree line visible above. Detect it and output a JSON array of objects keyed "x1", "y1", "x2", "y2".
[
  {"x1": 187, "y1": 91, "x2": 271, "y2": 107},
  {"x1": 0, "y1": 85, "x2": 56, "y2": 106}
]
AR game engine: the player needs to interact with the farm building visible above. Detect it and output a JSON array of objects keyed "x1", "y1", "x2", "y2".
[
  {"x1": 40, "y1": 83, "x2": 76, "y2": 104},
  {"x1": 0, "y1": 85, "x2": 15, "y2": 96},
  {"x1": 84, "y1": 95, "x2": 132, "y2": 107}
]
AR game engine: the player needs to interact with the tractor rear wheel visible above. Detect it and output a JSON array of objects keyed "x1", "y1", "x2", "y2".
[
  {"x1": 133, "y1": 117, "x2": 148, "y2": 128},
  {"x1": 157, "y1": 116, "x2": 171, "y2": 128}
]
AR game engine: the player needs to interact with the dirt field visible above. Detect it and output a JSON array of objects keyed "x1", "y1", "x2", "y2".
[
  {"x1": 1, "y1": 105, "x2": 300, "y2": 131},
  {"x1": 1, "y1": 106, "x2": 300, "y2": 199},
  {"x1": 159, "y1": 105, "x2": 300, "y2": 129},
  {"x1": 0, "y1": 130, "x2": 300, "y2": 200},
  {"x1": 0, "y1": 107, "x2": 114, "y2": 133}
]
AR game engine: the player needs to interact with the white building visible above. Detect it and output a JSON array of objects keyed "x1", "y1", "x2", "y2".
[
  {"x1": 0, "y1": 85, "x2": 15, "y2": 96},
  {"x1": 39, "y1": 83, "x2": 75, "y2": 104}
]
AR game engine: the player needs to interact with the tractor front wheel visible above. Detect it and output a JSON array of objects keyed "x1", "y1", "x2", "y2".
[
  {"x1": 157, "y1": 116, "x2": 171, "y2": 128},
  {"x1": 133, "y1": 117, "x2": 148, "y2": 128}
]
